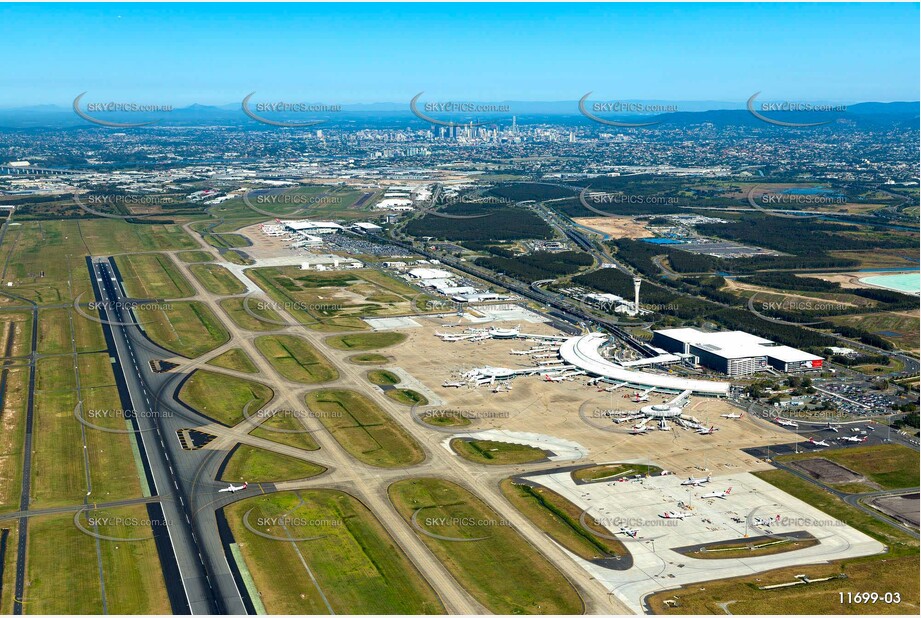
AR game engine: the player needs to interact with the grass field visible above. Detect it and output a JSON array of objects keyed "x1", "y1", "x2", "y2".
[
  {"x1": 254, "y1": 335, "x2": 338, "y2": 384},
  {"x1": 25, "y1": 506, "x2": 169, "y2": 613},
  {"x1": 220, "y1": 445, "x2": 325, "y2": 483},
  {"x1": 571, "y1": 462, "x2": 665, "y2": 483},
  {"x1": 682, "y1": 536, "x2": 819, "y2": 559},
  {"x1": 218, "y1": 296, "x2": 284, "y2": 331},
  {"x1": 648, "y1": 553, "x2": 918, "y2": 614},
  {"x1": 31, "y1": 354, "x2": 143, "y2": 508},
  {"x1": 385, "y1": 388, "x2": 429, "y2": 406},
  {"x1": 207, "y1": 348, "x2": 258, "y2": 374},
  {"x1": 500, "y1": 479, "x2": 627, "y2": 561},
  {"x1": 827, "y1": 311, "x2": 920, "y2": 353},
  {"x1": 389, "y1": 478, "x2": 584, "y2": 614},
  {"x1": 178, "y1": 370, "x2": 274, "y2": 426},
  {"x1": 222, "y1": 249, "x2": 254, "y2": 265},
  {"x1": 249, "y1": 267, "x2": 419, "y2": 331},
  {"x1": 249, "y1": 412, "x2": 320, "y2": 451},
  {"x1": 176, "y1": 250, "x2": 214, "y2": 263},
  {"x1": 204, "y1": 232, "x2": 250, "y2": 249},
  {"x1": 451, "y1": 439, "x2": 547, "y2": 465},
  {"x1": 0, "y1": 220, "x2": 194, "y2": 305},
  {"x1": 0, "y1": 315, "x2": 29, "y2": 513},
  {"x1": 305, "y1": 389, "x2": 423, "y2": 467},
  {"x1": 188, "y1": 263, "x2": 247, "y2": 295},
  {"x1": 419, "y1": 410, "x2": 472, "y2": 428},
  {"x1": 114, "y1": 253, "x2": 194, "y2": 299},
  {"x1": 777, "y1": 444, "x2": 919, "y2": 490},
  {"x1": 140, "y1": 301, "x2": 230, "y2": 358},
  {"x1": 347, "y1": 353, "x2": 390, "y2": 365},
  {"x1": 366, "y1": 369, "x2": 400, "y2": 385},
  {"x1": 325, "y1": 332, "x2": 407, "y2": 351},
  {"x1": 225, "y1": 489, "x2": 444, "y2": 614}
]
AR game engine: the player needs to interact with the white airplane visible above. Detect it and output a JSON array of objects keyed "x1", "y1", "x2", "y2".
[
  {"x1": 219, "y1": 482, "x2": 247, "y2": 494},
  {"x1": 630, "y1": 426, "x2": 649, "y2": 435},
  {"x1": 442, "y1": 381, "x2": 465, "y2": 388},
  {"x1": 721, "y1": 411, "x2": 743, "y2": 419},
  {"x1": 544, "y1": 374, "x2": 567, "y2": 382},
  {"x1": 660, "y1": 510, "x2": 692, "y2": 520},
  {"x1": 700, "y1": 487, "x2": 732, "y2": 499},
  {"x1": 808, "y1": 437, "x2": 830, "y2": 447},
  {"x1": 840, "y1": 435, "x2": 868, "y2": 444},
  {"x1": 619, "y1": 527, "x2": 639, "y2": 538},
  {"x1": 696, "y1": 425, "x2": 717, "y2": 435},
  {"x1": 630, "y1": 391, "x2": 650, "y2": 402},
  {"x1": 681, "y1": 475, "x2": 711, "y2": 486},
  {"x1": 824, "y1": 423, "x2": 840, "y2": 433},
  {"x1": 774, "y1": 417, "x2": 799, "y2": 428},
  {"x1": 752, "y1": 515, "x2": 778, "y2": 527}
]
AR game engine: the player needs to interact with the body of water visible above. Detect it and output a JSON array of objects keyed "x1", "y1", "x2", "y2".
[{"x1": 859, "y1": 272, "x2": 921, "y2": 295}]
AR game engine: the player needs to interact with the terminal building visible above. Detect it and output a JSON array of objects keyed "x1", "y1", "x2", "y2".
[{"x1": 652, "y1": 328, "x2": 823, "y2": 377}]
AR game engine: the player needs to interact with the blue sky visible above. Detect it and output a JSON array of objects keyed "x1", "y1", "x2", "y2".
[{"x1": 0, "y1": 2, "x2": 917, "y2": 107}]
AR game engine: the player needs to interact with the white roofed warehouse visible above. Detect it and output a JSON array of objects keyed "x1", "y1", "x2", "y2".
[{"x1": 652, "y1": 327, "x2": 823, "y2": 377}]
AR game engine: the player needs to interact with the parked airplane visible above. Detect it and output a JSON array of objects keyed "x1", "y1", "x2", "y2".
[
  {"x1": 544, "y1": 374, "x2": 567, "y2": 382},
  {"x1": 660, "y1": 510, "x2": 692, "y2": 519},
  {"x1": 630, "y1": 426, "x2": 649, "y2": 435},
  {"x1": 681, "y1": 475, "x2": 711, "y2": 486},
  {"x1": 700, "y1": 487, "x2": 732, "y2": 499},
  {"x1": 824, "y1": 423, "x2": 840, "y2": 433},
  {"x1": 752, "y1": 515, "x2": 778, "y2": 527},
  {"x1": 219, "y1": 482, "x2": 247, "y2": 493},
  {"x1": 696, "y1": 425, "x2": 717, "y2": 435},
  {"x1": 808, "y1": 438, "x2": 830, "y2": 447},
  {"x1": 442, "y1": 381, "x2": 465, "y2": 388},
  {"x1": 774, "y1": 417, "x2": 799, "y2": 428},
  {"x1": 840, "y1": 435, "x2": 868, "y2": 444},
  {"x1": 721, "y1": 412, "x2": 743, "y2": 419},
  {"x1": 619, "y1": 527, "x2": 639, "y2": 538}
]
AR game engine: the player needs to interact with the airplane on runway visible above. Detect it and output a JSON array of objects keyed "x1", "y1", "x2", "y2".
[
  {"x1": 700, "y1": 487, "x2": 732, "y2": 499},
  {"x1": 619, "y1": 526, "x2": 639, "y2": 538},
  {"x1": 696, "y1": 425, "x2": 717, "y2": 435},
  {"x1": 774, "y1": 417, "x2": 799, "y2": 428},
  {"x1": 660, "y1": 510, "x2": 693, "y2": 519},
  {"x1": 219, "y1": 482, "x2": 248, "y2": 493},
  {"x1": 681, "y1": 475, "x2": 711, "y2": 486},
  {"x1": 808, "y1": 438, "x2": 830, "y2": 447},
  {"x1": 840, "y1": 435, "x2": 868, "y2": 444},
  {"x1": 721, "y1": 412, "x2": 743, "y2": 419}
]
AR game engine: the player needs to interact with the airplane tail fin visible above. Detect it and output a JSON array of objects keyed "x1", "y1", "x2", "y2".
[
  {"x1": 725, "y1": 487, "x2": 732, "y2": 495},
  {"x1": 243, "y1": 482, "x2": 248, "y2": 489}
]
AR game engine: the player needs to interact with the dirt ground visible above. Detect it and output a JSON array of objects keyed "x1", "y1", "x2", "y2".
[
  {"x1": 383, "y1": 315, "x2": 791, "y2": 478},
  {"x1": 572, "y1": 216, "x2": 652, "y2": 239}
]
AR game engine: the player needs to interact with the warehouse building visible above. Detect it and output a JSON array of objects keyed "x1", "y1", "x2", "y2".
[{"x1": 652, "y1": 328, "x2": 823, "y2": 377}]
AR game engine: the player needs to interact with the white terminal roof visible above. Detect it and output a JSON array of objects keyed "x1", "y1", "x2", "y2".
[
  {"x1": 655, "y1": 328, "x2": 822, "y2": 362},
  {"x1": 408, "y1": 268, "x2": 454, "y2": 279},
  {"x1": 283, "y1": 220, "x2": 344, "y2": 231},
  {"x1": 560, "y1": 334, "x2": 730, "y2": 395}
]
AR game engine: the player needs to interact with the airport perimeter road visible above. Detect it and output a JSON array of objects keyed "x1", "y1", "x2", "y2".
[{"x1": 90, "y1": 257, "x2": 248, "y2": 615}]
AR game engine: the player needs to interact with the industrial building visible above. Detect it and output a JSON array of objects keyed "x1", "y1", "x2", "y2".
[
  {"x1": 283, "y1": 220, "x2": 344, "y2": 234},
  {"x1": 652, "y1": 328, "x2": 823, "y2": 376}
]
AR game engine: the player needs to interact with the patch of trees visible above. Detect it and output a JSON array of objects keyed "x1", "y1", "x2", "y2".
[
  {"x1": 696, "y1": 215, "x2": 916, "y2": 255},
  {"x1": 830, "y1": 325, "x2": 895, "y2": 350},
  {"x1": 405, "y1": 204, "x2": 553, "y2": 241},
  {"x1": 476, "y1": 251, "x2": 592, "y2": 283},
  {"x1": 745, "y1": 272, "x2": 841, "y2": 292},
  {"x1": 486, "y1": 183, "x2": 576, "y2": 202}
]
